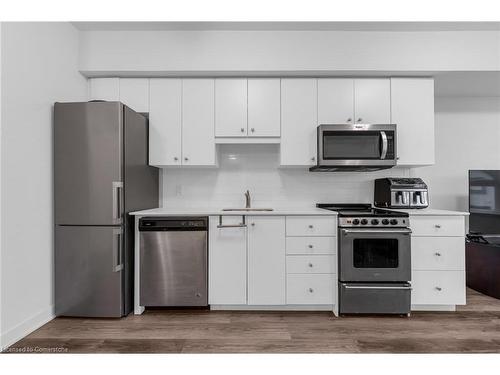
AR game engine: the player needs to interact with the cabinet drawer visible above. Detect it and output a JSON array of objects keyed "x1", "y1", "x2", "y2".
[
  {"x1": 411, "y1": 270, "x2": 466, "y2": 305},
  {"x1": 287, "y1": 255, "x2": 336, "y2": 274},
  {"x1": 286, "y1": 274, "x2": 335, "y2": 305},
  {"x1": 412, "y1": 237, "x2": 465, "y2": 271},
  {"x1": 410, "y1": 216, "x2": 464, "y2": 237},
  {"x1": 286, "y1": 236, "x2": 337, "y2": 255},
  {"x1": 286, "y1": 216, "x2": 336, "y2": 236}
]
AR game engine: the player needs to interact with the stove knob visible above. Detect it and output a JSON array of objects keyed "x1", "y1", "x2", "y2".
[
  {"x1": 352, "y1": 219, "x2": 360, "y2": 225},
  {"x1": 390, "y1": 219, "x2": 398, "y2": 225},
  {"x1": 382, "y1": 219, "x2": 390, "y2": 225},
  {"x1": 371, "y1": 219, "x2": 379, "y2": 225},
  {"x1": 360, "y1": 219, "x2": 368, "y2": 225}
]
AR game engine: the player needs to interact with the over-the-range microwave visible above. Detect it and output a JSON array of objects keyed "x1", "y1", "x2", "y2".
[{"x1": 310, "y1": 124, "x2": 397, "y2": 172}]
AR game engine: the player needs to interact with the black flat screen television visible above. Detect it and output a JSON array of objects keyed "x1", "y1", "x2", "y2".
[{"x1": 469, "y1": 170, "x2": 500, "y2": 234}]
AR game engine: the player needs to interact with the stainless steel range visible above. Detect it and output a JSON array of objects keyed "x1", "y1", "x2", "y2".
[{"x1": 317, "y1": 204, "x2": 412, "y2": 315}]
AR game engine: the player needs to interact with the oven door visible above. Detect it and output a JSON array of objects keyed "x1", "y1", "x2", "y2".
[
  {"x1": 339, "y1": 227, "x2": 411, "y2": 282},
  {"x1": 318, "y1": 124, "x2": 396, "y2": 167}
]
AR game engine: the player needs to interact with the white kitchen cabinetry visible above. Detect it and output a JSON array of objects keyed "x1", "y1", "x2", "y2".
[
  {"x1": 391, "y1": 78, "x2": 435, "y2": 166},
  {"x1": 215, "y1": 79, "x2": 248, "y2": 137},
  {"x1": 149, "y1": 78, "x2": 216, "y2": 167},
  {"x1": 410, "y1": 214, "x2": 467, "y2": 309},
  {"x1": 247, "y1": 216, "x2": 286, "y2": 305},
  {"x1": 89, "y1": 78, "x2": 119, "y2": 101},
  {"x1": 353, "y1": 79, "x2": 391, "y2": 124},
  {"x1": 182, "y1": 79, "x2": 216, "y2": 166},
  {"x1": 208, "y1": 214, "x2": 337, "y2": 311},
  {"x1": 119, "y1": 78, "x2": 149, "y2": 113},
  {"x1": 209, "y1": 216, "x2": 247, "y2": 305},
  {"x1": 248, "y1": 78, "x2": 281, "y2": 137},
  {"x1": 149, "y1": 79, "x2": 182, "y2": 166},
  {"x1": 215, "y1": 78, "x2": 281, "y2": 138},
  {"x1": 317, "y1": 78, "x2": 355, "y2": 124},
  {"x1": 280, "y1": 79, "x2": 318, "y2": 166}
]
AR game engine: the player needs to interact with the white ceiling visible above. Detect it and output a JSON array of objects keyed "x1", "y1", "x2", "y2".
[{"x1": 72, "y1": 21, "x2": 500, "y2": 32}]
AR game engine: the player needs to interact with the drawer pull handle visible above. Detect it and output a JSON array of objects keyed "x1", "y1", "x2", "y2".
[
  {"x1": 308, "y1": 225, "x2": 314, "y2": 229},
  {"x1": 435, "y1": 286, "x2": 442, "y2": 291},
  {"x1": 308, "y1": 288, "x2": 314, "y2": 293},
  {"x1": 308, "y1": 263, "x2": 313, "y2": 268},
  {"x1": 435, "y1": 224, "x2": 442, "y2": 228},
  {"x1": 308, "y1": 244, "x2": 313, "y2": 249},
  {"x1": 435, "y1": 252, "x2": 442, "y2": 256}
]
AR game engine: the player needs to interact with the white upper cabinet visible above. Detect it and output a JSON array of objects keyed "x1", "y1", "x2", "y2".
[
  {"x1": 318, "y1": 78, "x2": 355, "y2": 124},
  {"x1": 215, "y1": 79, "x2": 248, "y2": 137},
  {"x1": 247, "y1": 216, "x2": 286, "y2": 305},
  {"x1": 248, "y1": 78, "x2": 281, "y2": 137},
  {"x1": 89, "y1": 78, "x2": 119, "y2": 101},
  {"x1": 149, "y1": 79, "x2": 182, "y2": 166},
  {"x1": 391, "y1": 78, "x2": 435, "y2": 166},
  {"x1": 119, "y1": 78, "x2": 149, "y2": 113},
  {"x1": 182, "y1": 79, "x2": 216, "y2": 166},
  {"x1": 354, "y1": 78, "x2": 391, "y2": 124},
  {"x1": 280, "y1": 79, "x2": 318, "y2": 166}
]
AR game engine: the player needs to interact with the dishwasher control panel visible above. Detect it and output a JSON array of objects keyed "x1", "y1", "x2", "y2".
[{"x1": 139, "y1": 217, "x2": 208, "y2": 231}]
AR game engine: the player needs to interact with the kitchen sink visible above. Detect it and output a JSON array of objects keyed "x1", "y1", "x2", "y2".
[{"x1": 222, "y1": 208, "x2": 274, "y2": 211}]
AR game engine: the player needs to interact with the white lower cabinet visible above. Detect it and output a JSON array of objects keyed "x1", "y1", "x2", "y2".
[
  {"x1": 208, "y1": 216, "x2": 247, "y2": 305},
  {"x1": 208, "y1": 215, "x2": 337, "y2": 309},
  {"x1": 247, "y1": 216, "x2": 286, "y2": 305},
  {"x1": 286, "y1": 274, "x2": 335, "y2": 305},
  {"x1": 409, "y1": 213, "x2": 467, "y2": 309},
  {"x1": 412, "y1": 270, "x2": 466, "y2": 306}
]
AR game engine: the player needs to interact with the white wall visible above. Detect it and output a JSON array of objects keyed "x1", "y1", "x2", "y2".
[
  {"x1": 0, "y1": 22, "x2": 88, "y2": 348},
  {"x1": 79, "y1": 30, "x2": 500, "y2": 75},
  {"x1": 411, "y1": 97, "x2": 500, "y2": 212},
  {"x1": 161, "y1": 145, "x2": 411, "y2": 208}
]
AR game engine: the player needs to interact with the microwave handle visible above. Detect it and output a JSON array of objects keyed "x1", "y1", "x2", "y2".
[{"x1": 380, "y1": 131, "x2": 388, "y2": 159}]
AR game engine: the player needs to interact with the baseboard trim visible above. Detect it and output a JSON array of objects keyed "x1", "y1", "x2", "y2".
[
  {"x1": 411, "y1": 304, "x2": 456, "y2": 311},
  {"x1": 210, "y1": 304, "x2": 335, "y2": 311},
  {"x1": 1, "y1": 305, "x2": 55, "y2": 350}
]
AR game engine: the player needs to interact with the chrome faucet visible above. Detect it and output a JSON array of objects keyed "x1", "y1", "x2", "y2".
[{"x1": 244, "y1": 190, "x2": 251, "y2": 209}]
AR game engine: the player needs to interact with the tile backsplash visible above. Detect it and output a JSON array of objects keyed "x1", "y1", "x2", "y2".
[{"x1": 161, "y1": 144, "x2": 411, "y2": 208}]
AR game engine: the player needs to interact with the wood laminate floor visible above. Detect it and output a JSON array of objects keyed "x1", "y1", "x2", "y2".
[{"x1": 6, "y1": 289, "x2": 500, "y2": 353}]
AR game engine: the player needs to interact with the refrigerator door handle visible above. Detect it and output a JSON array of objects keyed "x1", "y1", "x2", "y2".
[
  {"x1": 112, "y1": 181, "x2": 123, "y2": 224},
  {"x1": 113, "y1": 228, "x2": 123, "y2": 272}
]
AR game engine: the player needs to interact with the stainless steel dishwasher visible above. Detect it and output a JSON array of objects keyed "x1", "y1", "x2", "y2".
[{"x1": 139, "y1": 217, "x2": 208, "y2": 307}]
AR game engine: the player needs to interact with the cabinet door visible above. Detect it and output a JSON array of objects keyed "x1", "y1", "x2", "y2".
[
  {"x1": 247, "y1": 216, "x2": 286, "y2": 305},
  {"x1": 182, "y1": 79, "x2": 216, "y2": 166},
  {"x1": 354, "y1": 79, "x2": 391, "y2": 124},
  {"x1": 149, "y1": 79, "x2": 182, "y2": 166},
  {"x1": 208, "y1": 216, "x2": 247, "y2": 305},
  {"x1": 391, "y1": 78, "x2": 435, "y2": 165},
  {"x1": 248, "y1": 78, "x2": 281, "y2": 137},
  {"x1": 215, "y1": 78, "x2": 247, "y2": 137},
  {"x1": 89, "y1": 78, "x2": 119, "y2": 101},
  {"x1": 119, "y1": 78, "x2": 149, "y2": 113},
  {"x1": 280, "y1": 79, "x2": 318, "y2": 166},
  {"x1": 318, "y1": 78, "x2": 354, "y2": 124}
]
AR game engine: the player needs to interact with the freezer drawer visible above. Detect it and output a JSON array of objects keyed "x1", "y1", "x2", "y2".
[
  {"x1": 140, "y1": 217, "x2": 208, "y2": 306},
  {"x1": 55, "y1": 225, "x2": 124, "y2": 317},
  {"x1": 339, "y1": 282, "x2": 411, "y2": 314}
]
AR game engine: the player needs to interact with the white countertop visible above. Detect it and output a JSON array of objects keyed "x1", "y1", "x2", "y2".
[
  {"x1": 130, "y1": 206, "x2": 469, "y2": 217},
  {"x1": 130, "y1": 207, "x2": 337, "y2": 216},
  {"x1": 393, "y1": 208, "x2": 469, "y2": 216}
]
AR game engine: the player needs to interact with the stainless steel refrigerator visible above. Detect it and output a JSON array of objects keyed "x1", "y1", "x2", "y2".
[{"x1": 54, "y1": 101, "x2": 159, "y2": 317}]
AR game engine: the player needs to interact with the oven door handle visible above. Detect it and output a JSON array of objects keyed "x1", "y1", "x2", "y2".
[
  {"x1": 380, "y1": 131, "x2": 388, "y2": 159},
  {"x1": 344, "y1": 285, "x2": 412, "y2": 290},
  {"x1": 341, "y1": 228, "x2": 412, "y2": 235}
]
